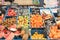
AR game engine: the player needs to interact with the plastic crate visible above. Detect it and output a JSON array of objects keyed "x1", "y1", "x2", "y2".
[
  {"x1": 30, "y1": 7, "x2": 45, "y2": 28},
  {"x1": 31, "y1": 28, "x2": 47, "y2": 40}
]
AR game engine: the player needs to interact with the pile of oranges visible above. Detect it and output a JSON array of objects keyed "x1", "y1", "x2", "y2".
[
  {"x1": 30, "y1": 14, "x2": 43, "y2": 28},
  {"x1": 49, "y1": 25, "x2": 60, "y2": 39},
  {"x1": 31, "y1": 32, "x2": 46, "y2": 39}
]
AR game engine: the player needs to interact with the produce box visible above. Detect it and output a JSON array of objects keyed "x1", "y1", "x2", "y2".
[
  {"x1": 48, "y1": 23, "x2": 60, "y2": 40},
  {"x1": 30, "y1": 7, "x2": 45, "y2": 28},
  {"x1": 31, "y1": 28, "x2": 47, "y2": 40}
]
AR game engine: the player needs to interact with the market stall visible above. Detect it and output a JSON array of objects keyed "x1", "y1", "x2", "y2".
[{"x1": 0, "y1": 0, "x2": 59, "y2": 40}]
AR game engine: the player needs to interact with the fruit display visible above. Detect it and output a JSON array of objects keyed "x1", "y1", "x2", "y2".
[
  {"x1": 7, "y1": 8, "x2": 17, "y2": 16},
  {"x1": 31, "y1": 32, "x2": 46, "y2": 40},
  {"x1": 17, "y1": 15, "x2": 29, "y2": 28},
  {"x1": 0, "y1": 6, "x2": 59, "y2": 40},
  {"x1": 49, "y1": 24, "x2": 60, "y2": 39},
  {"x1": 30, "y1": 13, "x2": 43, "y2": 28},
  {"x1": 3, "y1": 17, "x2": 16, "y2": 27}
]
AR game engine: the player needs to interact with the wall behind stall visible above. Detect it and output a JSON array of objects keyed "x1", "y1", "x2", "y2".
[
  {"x1": 3, "y1": 0, "x2": 33, "y2": 5},
  {"x1": 44, "y1": 0, "x2": 58, "y2": 7},
  {"x1": 14, "y1": 0, "x2": 33, "y2": 5}
]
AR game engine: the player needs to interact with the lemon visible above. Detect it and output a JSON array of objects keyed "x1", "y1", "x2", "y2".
[{"x1": 35, "y1": 32, "x2": 38, "y2": 34}]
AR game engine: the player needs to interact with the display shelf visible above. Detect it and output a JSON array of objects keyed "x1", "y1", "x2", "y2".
[{"x1": 0, "y1": 5, "x2": 59, "y2": 40}]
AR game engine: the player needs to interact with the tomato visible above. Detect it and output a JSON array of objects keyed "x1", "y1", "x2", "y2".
[
  {"x1": 8, "y1": 9, "x2": 16, "y2": 16},
  {"x1": 49, "y1": 25, "x2": 60, "y2": 39}
]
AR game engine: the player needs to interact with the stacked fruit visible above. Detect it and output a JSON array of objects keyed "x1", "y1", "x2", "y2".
[
  {"x1": 31, "y1": 32, "x2": 46, "y2": 40},
  {"x1": 7, "y1": 8, "x2": 17, "y2": 16},
  {"x1": 4, "y1": 17, "x2": 16, "y2": 27},
  {"x1": 49, "y1": 25, "x2": 60, "y2": 39},
  {"x1": 17, "y1": 16, "x2": 29, "y2": 28},
  {"x1": 30, "y1": 14, "x2": 43, "y2": 28}
]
